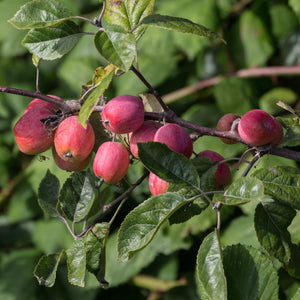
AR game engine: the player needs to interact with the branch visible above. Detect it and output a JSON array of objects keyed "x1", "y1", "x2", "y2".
[{"x1": 162, "y1": 65, "x2": 300, "y2": 103}]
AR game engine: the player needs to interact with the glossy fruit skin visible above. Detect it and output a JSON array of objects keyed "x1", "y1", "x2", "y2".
[
  {"x1": 217, "y1": 113, "x2": 240, "y2": 144},
  {"x1": 154, "y1": 124, "x2": 193, "y2": 158},
  {"x1": 197, "y1": 150, "x2": 232, "y2": 188},
  {"x1": 149, "y1": 172, "x2": 169, "y2": 196},
  {"x1": 93, "y1": 142, "x2": 130, "y2": 184},
  {"x1": 238, "y1": 109, "x2": 277, "y2": 146},
  {"x1": 54, "y1": 116, "x2": 95, "y2": 162},
  {"x1": 24, "y1": 95, "x2": 62, "y2": 114},
  {"x1": 52, "y1": 147, "x2": 91, "y2": 172},
  {"x1": 129, "y1": 121, "x2": 159, "y2": 158},
  {"x1": 270, "y1": 116, "x2": 283, "y2": 146},
  {"x1": 101, "y1": 95, "x2": 144, "y2": 134},
  {"x1": 13, "y1": 107, "x2": 54, "y2": 155}
]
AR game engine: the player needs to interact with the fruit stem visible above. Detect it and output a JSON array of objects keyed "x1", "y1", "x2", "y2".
[{"x1": 130, "y1": 65, "x2": 169, "y2": 112}]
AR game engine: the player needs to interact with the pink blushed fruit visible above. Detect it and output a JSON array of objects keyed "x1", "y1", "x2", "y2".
[
  {"x1": 197, "y1": 150, "x2": 232, "y2": 188},
  {"x1": 93, "y1": 142, "x2": 130, "y2": 184},
  {"x1": 216, "y1": 113, "x2": 240, "y2": 144},
  {"x1": 54, "y1": 116, "x2": 95, "y2": 163},
  {"x1": 149, "y1": 172, "x2": 169, "y2": 196},
  {"x1": 154, "y1": 124, "x2": 193, "y2": 158},
  {"x1": 237, "y1": 109, "x2": 277, "y2": 146},
  {"x1": 24, "y1": 95, "x2": 63, "y2": 114},
  {"x1": 52, "y1": 147, "x2": 91, "y2": 172},
  {"x1": 101, "y1": 95, "x2": 144, "y2": 134},
  {"x1": 270, "y1": 116, "x2": 283, "y2": 146},
  {"x1": 129, "y1": 121, "x2": 159, "y2": 159},
  {"x1": 13, "y1": 107, "x2": 54, "y2": 155}
]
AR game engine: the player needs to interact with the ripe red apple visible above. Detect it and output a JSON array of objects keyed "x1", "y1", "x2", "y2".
[
  {"x1": 153, "y1": 123, "x2": 193, "y2": 158},
  {"x1": 93, "y1": 141, "x2": 130, "y2": 184},
  {"x1": 52, "y1": 147, "x2": 91, "y2": 172},
  {"x1": 129, "y1": 121, "x2": 160, "y2": 159},
  {"x1": 237, "y1": 109, "x2": 277, "y2": 146},
  {"x1": 149, "y1": 172, "x2": 169, "y2": 196},
  {"x1": 101, "y1": 95, "x2": 144, "y2": 134},
  {"x1": 270, "y1": 116, "x2": 283, "y2": 146},
  {"x1": 197, "y1": 150, "x2": 231, "y2": 189},
  {"x1": 13, "y1": 107, "x2": 54, "y2": 155},
  {"x1": 24, "y1": 95, "x2": 62, "y2": 114},
  {"x1": 216, "y1": 113, "x2": 240, "y2": 144},
  {"x1": 54, "y1": 116, "x2": 95, "y2": 163}
]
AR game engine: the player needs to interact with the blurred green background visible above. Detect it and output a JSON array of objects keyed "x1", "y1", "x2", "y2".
[{"x1": 1, "y1": 0, "x2": 300, "y2": 299}]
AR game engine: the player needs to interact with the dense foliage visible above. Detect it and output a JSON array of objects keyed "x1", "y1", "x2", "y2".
[{"x1": 1, "y1": 0, "x2": 300, "y2": 299}]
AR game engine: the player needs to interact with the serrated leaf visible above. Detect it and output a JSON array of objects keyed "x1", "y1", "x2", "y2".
[
  {"x1": 9, "y1": 0, "x2": 74, "y2": 29},
  {"x1": 196, "y1": 230, "x2": 227, "y2": 300},
  {"x1": 117, "y1": 192, "x2": 187, "y2": 262},
  {"x1": 223, "y1": 244, "x2": 279, "y2": 300},
  {"x1": 58, "y1": 171, "x2": 98, "y2": 222},
  {"x1": 66, "y1": 236, "x2": 86, "y2": 287},
  {"x1": 138, "y1": 142, "x2": 200, "y2": 188},
  {"x1": 104, "y1": 0, "x2": 155, "y2": 39},
  {"x1": 22, "y1": 20, "x2": 83, "y2": 60},
  {"x1": 93, "y1": 24, "x2": 136, "y2": 71},
  {"x1": 38, "y1": 170, "x2": 60, "y2": 217},
  {"x1": 34, "y1": 250, "x2": 65, "y2": 287},
  {"x1": 78, "y1": 65, "x2": 116, "y2": 127},
  {"x1": 139, "y1": 14, "x2": 224, "y2": 42},
  {"x1": 215, "y1": 177, "x2": 264, "y2": 205},
  {"x1": 252, "y1": 167, "x2": 300, "y2": 209}
]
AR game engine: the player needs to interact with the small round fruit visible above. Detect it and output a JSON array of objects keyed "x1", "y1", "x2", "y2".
[
  {"x1": 93, "y1": 142, "x2": 130, "y2": 184},
  {"x1": 270, "y1": 116, "x2": 283, "y2": 146},
  {"x1": 52, "y1": 147, "x2": 91, "y2": 172},
  {"x1": 216, "y1": 113, "x2": 240, "y2": 144},
  {"x1": 129, "y1": 121, "x2": 159, "y2": 159},
  {"x1": 197, "y1": 150, "x2": 231, "y2": 188},
  {"x1": 149, "y1": 172, "x2": 169, "y2": 196},
  {"x1": 238, "y1": 109, "x2": 277, "y2": 146},
  {"x1": 154, "y1": 123, "x2": 193, "y2": 158},
  {"x1": 54, "y1": 116, "x2": 95, "y2": 162},
  {"x1": 13, "y1": 107, "x2": 54, "y2": 155},
  {"x1": 101, "y1": 95, "x2": 144, "y2": 134},
  {"x1": 24, "y1": 95, "x2": 62, "y2": 114}
]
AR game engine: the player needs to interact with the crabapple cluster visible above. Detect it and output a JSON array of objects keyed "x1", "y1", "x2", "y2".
[{"x1": 13, "y1": 96, "x2": 95, "y2": 172}]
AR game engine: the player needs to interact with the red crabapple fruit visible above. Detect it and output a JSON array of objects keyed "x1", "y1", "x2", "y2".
[
  {"x1": 197, "y1": 150, "x2": 232, "y2": 189},
  {"x1": 13, "y1": 107, "x2": 54, "y2": 155},
  {"x1": 153, "y1": 123, "x2": 193, "y2": 158},
  {"x1": 54, "y1": 116, "x2": 95, "y2": 163},
  {"x1": 216, "y1": 113, "x2": 240, "y2": 144},
  {"x1": 24, "y1": 95, "x2": 62, "y2": 114},
  {"x1": 129, "y1": 121, "x2": 160, "y2": 158},
  {"x1": 101, "y1": 95, "x2": 144, "y2": 134},
  {"x1": 270, "y1": 116, "x2": 283, "y2": 146},
  {"x1": 52, "y1": 147, "x2": 91, "y2": 172},
  {"x1": 237, "y1": 109, "x2": 277, "y2": 146},
  {"x1": 149, "y1": 172, "x2": 169, "y2": 196},
  {"x1": 93, "y1": 142, "x2": 130, "y2": 184}
]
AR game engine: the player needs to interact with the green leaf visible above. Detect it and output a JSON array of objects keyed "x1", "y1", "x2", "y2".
[
  {"x1": 254, "y1": 198, "x2": 300, "y2": 278},
  {"x1": 290, "y1": 0, "x2": 300, "y2": 21},
  {"x1": 139, "y1": 14, "x2": 224, "y2": 42},
  {"x1": 196, "y1": 230, "x2": 227, "y2": 300},
  {"x1": 93, "y1": 24, "x2": 136, "y2": 71},
  {"x1": 278, "y1": 115, "x2": 300, "y2": 147},
  {"x1": 223, "y1": 244, "x2": 279, "y2": 300},
  {"x1": 58, "y1": 171, "x2": 98, "y2": 222},
  {"x1": 78, "y1": 64, "x2": 115, "y2": 127},
  {"x1": 66, "y1": 236, "x2": 86, "y2": 287},
  {"x1": 38, "y1": 170, "x2": 60, "y2": 217},
  {"x1": 215, "y1": 177, "x2": 264, "y2": 205},
  {"x1": 33, "y1": 251, "x2": 65, "y2": 287},
  {"x1": 138, "y1": 142, "x2": 200, "y2": 188},
  {"x1": 22, "y1": 20, "x2": 83, "y2": 60},
  {"x1": 104, "y1": 0, "x2": 155, "y2": 39},
  {"x1": 9, "y1": 0, "x2": 74, "y2": 29},
  {"x1": 117, "y1": 192, "x2": 187, "y2": 262},
  {"x1": 252, "y1": 167, "x2": 300, "y2": 209}
]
